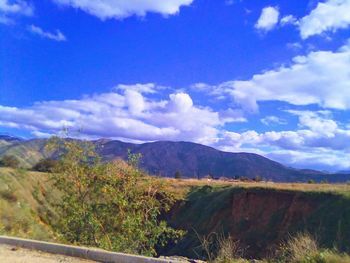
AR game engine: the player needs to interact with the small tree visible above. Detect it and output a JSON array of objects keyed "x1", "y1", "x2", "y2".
[
  {"x1": 47, "y1": 137, "x2": 183, "y2": 256},
  {"x1": 0, "y1": 155, "x2": 20, "y2": 168},
  {"x1": 127, "y1": 149, "x2": 142, "y2": 169},
  {"x1": 174, "y1": 171, "x2": 182, "y2": 179},
  {"x1": 32, "y1": 158, "x2": 58, "y2": 172}
]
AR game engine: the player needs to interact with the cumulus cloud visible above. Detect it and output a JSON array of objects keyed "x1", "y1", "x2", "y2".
[
  {"x1": 0, "y1": 85, "x2": 243, "y2": 144},
  {"x1": 255, "y1": 6, "x2": 279, "y2": 32},
  {"x1": 201, "y1": 40, "x2": 350, "y2": 111},
  {"x1": 28, "y1": 25, "x2": 67, "y2": 42},
  {"x1": 52, "y1": 0, "x2": 193, "y2": 20},
  {"x1": 216, "y1": 111, "x2": 350, "y2": 170},
  {"x1": 300, "y1": 0, "x2": 350, "y2": 39}
]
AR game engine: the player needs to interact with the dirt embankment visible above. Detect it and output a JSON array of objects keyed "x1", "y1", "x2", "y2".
[{"x1": 162, "y1": 186, "x2": 350, "y2": 259}]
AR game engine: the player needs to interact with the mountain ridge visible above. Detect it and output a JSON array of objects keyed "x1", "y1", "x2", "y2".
[{"x1": 1, "y1": 135, "x2": 350, "y2": 183}]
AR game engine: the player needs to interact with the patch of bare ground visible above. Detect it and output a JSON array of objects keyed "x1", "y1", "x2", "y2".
[{"x1": 0, "y1": 244, "x2": 97, "y2": 263}]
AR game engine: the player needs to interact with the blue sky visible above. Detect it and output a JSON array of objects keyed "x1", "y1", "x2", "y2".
[{"x1": 1, "y1": 0, "x2": 350, "y2": 171}]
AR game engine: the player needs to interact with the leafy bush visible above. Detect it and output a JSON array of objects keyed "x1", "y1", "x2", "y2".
[
  {"x1": 0, "y1": 155, "x2": 20, "y2": 168},
  {"x1": 32, "y1": 158, "x2": 58, "y2": 172},
  {"x1": 47, "y1": 137, "x2": 183, "y2": 256}
]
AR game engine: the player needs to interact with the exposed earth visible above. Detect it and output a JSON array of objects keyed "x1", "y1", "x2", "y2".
[{"x1": 0, "y1": 244, "x2": 96, "y2": 263}]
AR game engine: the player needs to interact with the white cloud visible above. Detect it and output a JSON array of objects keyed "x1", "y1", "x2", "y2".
[
  {"x1": 300, "y1": 0, "x2": 350, "y2": 39},
  {"x1": 0, "y1": 0, "x2": 33, "y2": 16},
  {"x1": 280, "y1": 15, "x2": 298, "y2": 26},
  {"x1": 216, "y1": 111, "x2": 350, "y2": 170},
  {"x1": 116, "y1": 83, "x2": 159, "y2": 94},
  {"x1": 287, "y1": 110, "x2": 337, "y2": 136},
  {"x1": 52, "y1": 0, "x2": 193, "y2": 20},
  {"x1": 168, "y1": 93, "x2": 193, "y2": 113},
  {"x1": 261, "y1": 116, "x2": 287, "y2": 126},
  {"x1": 286, "y1": 42, "x2": 302, "y2": 50},
  {"x1": 28, "y1": 25, "x2": 67, "y2": 42},
  {"x1": 203, "y1": 40, "x2": 350, "y2": 111},
  {"x1": 125, "y1": 90, "x2": 146, "y2": 116},
  {"x1": 0, "y1": 85, "x2": 243, "y2": 144},
  {"x1": 0, "y1": 0, "x2": 33, "y2": 24},
  {"x1": 255, "y1": 6, "x2": 279, "y2": 32}
]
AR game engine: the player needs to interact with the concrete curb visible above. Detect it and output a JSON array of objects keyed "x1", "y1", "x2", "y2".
[{"x1": 0, "y1": 236, "x2": 183, "y2": 263}]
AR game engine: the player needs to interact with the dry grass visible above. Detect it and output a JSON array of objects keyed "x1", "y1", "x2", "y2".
[
  {"x1": 0, "y1": 168, "x2": 58, "y2": 241},
  {"x1": 157, "y1": 177, "x2": 350, "y2": 199},
  {"x1": 277, "y1": 233, "x2": 319, "y2": 262}
]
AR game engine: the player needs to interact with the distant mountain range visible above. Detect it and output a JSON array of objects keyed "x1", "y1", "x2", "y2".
[{"x1": 1, "y1": 135, "x2": 350, "y2": 183}]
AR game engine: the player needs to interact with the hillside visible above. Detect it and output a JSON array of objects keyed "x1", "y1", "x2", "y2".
[
  {"x1": 1, "y1": 136, "x2": 350, "y2": 182},
  {"x1": 0, "y1": 168, "x2": 57, "y2": 241},
  {"x1": 1, "y1": 167, "x2": 350, "y2": 261},
  {"x1": 162, "y1": 183, "x2": 350, "y2": 259}
]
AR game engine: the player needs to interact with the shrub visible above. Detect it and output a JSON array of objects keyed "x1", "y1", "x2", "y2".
[
  {"x1": 199, "y1": 232, "x2": 245, "y2": 262},
  {"x1": 174, "y1": 171, "x2": 182, "y2": 179},
  {"x1": 32, "y1": 158, "x2": 58, "y2": 172},
  {"x1": 276, "y1": 233, "x2": 319, "y2": 262},
  {"x1": 0, "y1": 155, "x2": 20, "y2": 168},
  {"x1": 46, "y1": 137, "x2": 183, "y2": 256}
]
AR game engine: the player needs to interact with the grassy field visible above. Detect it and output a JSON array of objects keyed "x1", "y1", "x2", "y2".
[{"x1": 160, "y1": 177, "x2": 350, "y2": 199}]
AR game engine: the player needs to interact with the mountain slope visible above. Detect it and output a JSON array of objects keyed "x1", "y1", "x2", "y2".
[
  {"x1": 1, "y1": 136, "x2": 350, "y2": 182},
  {"x1": 97, "y1": 140, "x2": 295, "y2": 181}
]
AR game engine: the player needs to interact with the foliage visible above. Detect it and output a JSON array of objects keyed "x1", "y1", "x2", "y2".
[
  {"x1": 163, "y1": 184, "x2": 350, "y2": 260},
  {"x1": 275, "y1": 233, "x2": 319, "y2": 262},
  {"x1": 47, "y1": 137, "x2": 183, "y2": 256},
  {"x1": 174, "y1": 171, "x2": 182, "y2": 179},
  {"x1": 273, "y1": 233, "x2": 350, "y2": 263},
  {"x1": 32, "y1": 158, "x2": 58, "y2": 172},
  {"x1": 198, "y1": 232, "x2": 350, "y2": 263},
  {"x1": 199, "y1": 232, "x2": 245, "y2": 262},
  {"x1": 127, "y1": 149, "x2": 142, "y2": 169},
  {"x1": 0, "y1": 155, "x2": 20, "y2": 168},
  {"x1": 0, "y1": 168, "x2": 55, "y2": 241}
]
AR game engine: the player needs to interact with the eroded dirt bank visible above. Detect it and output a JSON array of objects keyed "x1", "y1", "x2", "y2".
[{"x1": 161, "y1": 186, "x2": 350, "y2": 259}]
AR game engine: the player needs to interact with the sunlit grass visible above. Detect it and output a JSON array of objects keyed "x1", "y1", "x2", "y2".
[{"x1": 157, "y1": 177, "x2": 350, "y2": 199}]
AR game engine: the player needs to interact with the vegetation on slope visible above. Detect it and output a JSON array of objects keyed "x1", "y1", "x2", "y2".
[
  {"x1": 163, "y1": 184, "x2": 350, "y2": 260},
  {"x1": 0, "y1": 168, "x2": 57, "y2": 241},
  {"x1": 44, "y1": 138, "x2": 183, "y2": 256},
  {"x1": 2, "y1": 136, "x2": 350, "y2": 182},
  {"x1": 1, "y1": 153, "x2": 350, "y2": 261}
]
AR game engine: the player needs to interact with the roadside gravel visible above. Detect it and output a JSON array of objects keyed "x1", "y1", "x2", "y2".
[{"x1": 0, "y1": 244, "x2": 97, "y2": 263}]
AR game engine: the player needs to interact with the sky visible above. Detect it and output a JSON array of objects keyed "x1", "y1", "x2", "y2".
[{"x1": 1, "y1": 0, "x2": 350, "y2": 171}]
